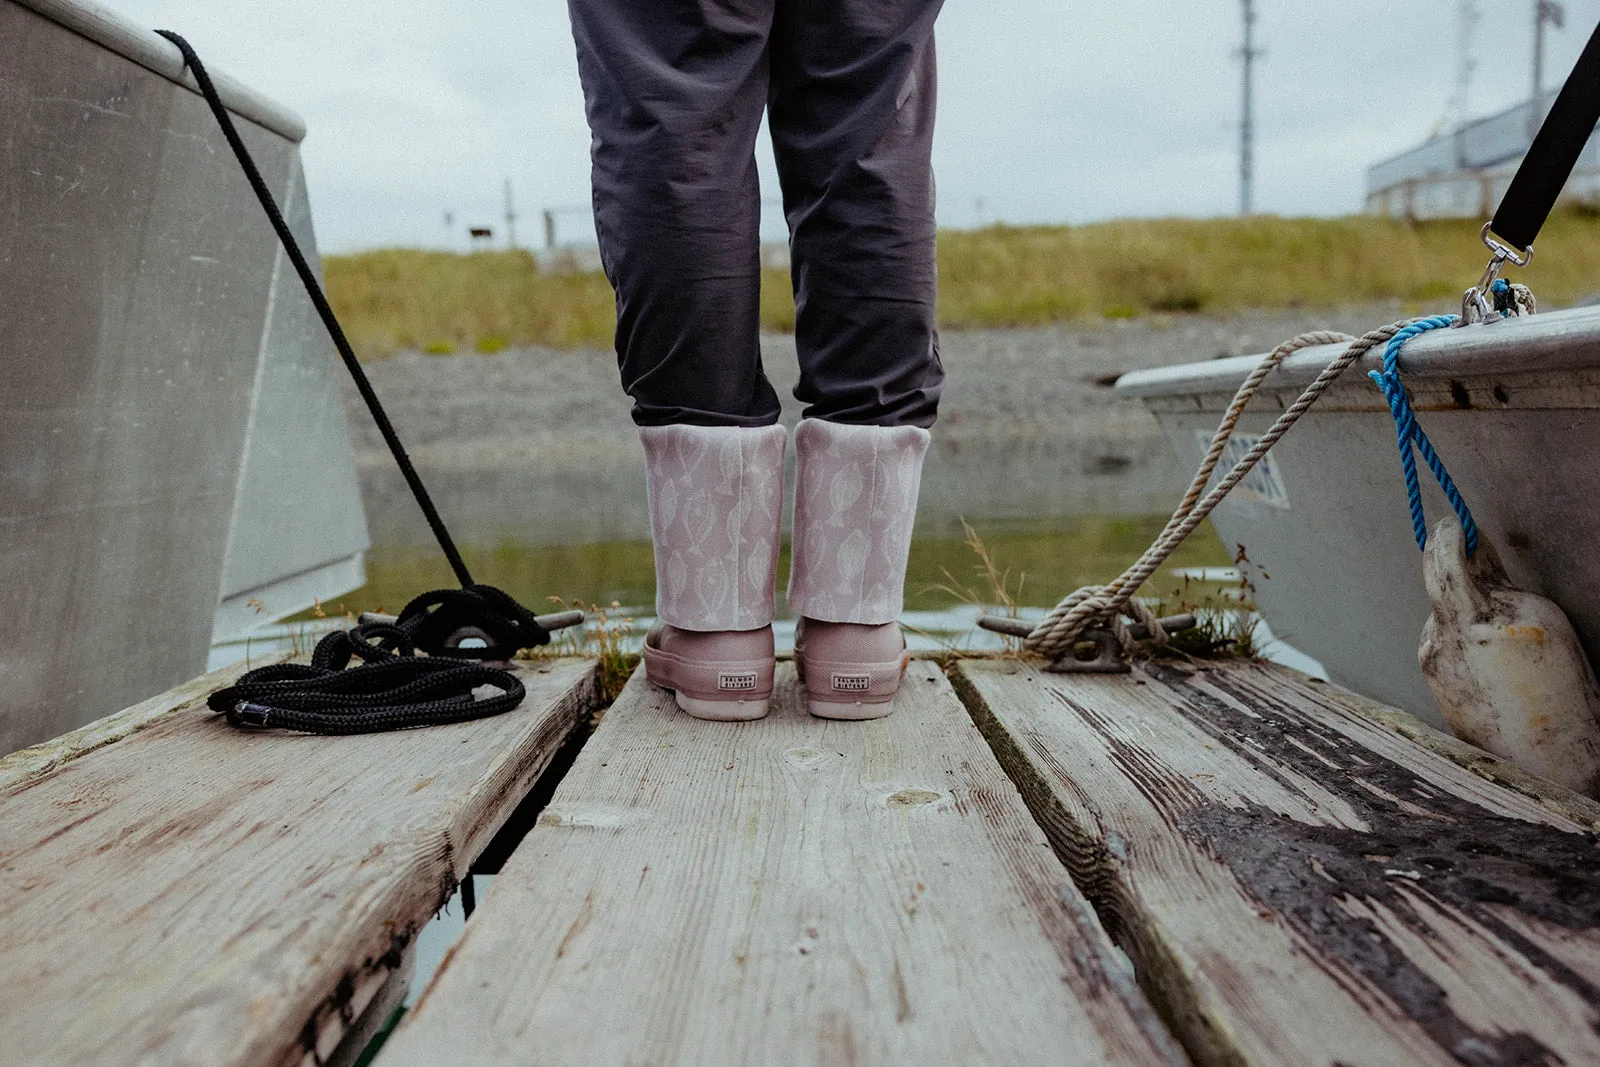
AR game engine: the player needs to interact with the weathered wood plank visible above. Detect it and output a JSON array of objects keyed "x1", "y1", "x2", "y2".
[
  {"x1": 0, "y1": 652, "x2": 289, "y2": 789},
  {"x1": 1298, "y1": 668, "x2": 1600, "y2": 832},
  {"x1": 0, "y1": 658, "x2": 597, "y2": 1066},
  {"x1": 954, "y1": 659, "x2": 1600, "y2": 1067},
  {"x1": 325, "y1": 944, "x2": 413, "y2": 1067},
  {"x1": 380, "y1": 662, "x2": 1186, "y2": 1066}
]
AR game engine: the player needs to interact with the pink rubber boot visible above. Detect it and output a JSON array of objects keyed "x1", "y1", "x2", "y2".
[
  {"x1": 638, "y1": 424, "x2": 787, "y2": 721},
  {"x1": 787, "y1": 419, "x2": 930, "y2": 719}
]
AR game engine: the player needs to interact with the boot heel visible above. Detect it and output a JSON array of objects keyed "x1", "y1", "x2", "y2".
[
  {"x1": 806, "y1": 653, "x2": 909, "y2": 719},
  {"x1": 794, "y1": 619, "x2": 909, "y2": 719},
  {"x1": 806, "y1": 695, "x2": 897, "y2": 721},
  {"x1": 676, "y1": 693, "x2": 772, "y2": 721}
]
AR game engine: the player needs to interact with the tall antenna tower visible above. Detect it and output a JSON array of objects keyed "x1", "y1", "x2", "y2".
[
  {"x1": 504, "y1": 178, "x2": 519, "y2": 250},
  {"x1": 1238, "y1": 0, "x2": 1262, "y2": 215},
  {"x1": 1443, "y1": 0, "x2": 1480, "y2": 134},
  {"x1": 1532, "y1": 0, "x2": 1567, "y2": 134}
]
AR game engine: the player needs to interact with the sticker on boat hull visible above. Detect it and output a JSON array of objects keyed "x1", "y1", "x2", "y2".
[{"x1": 1193, "y1": 430, "x2": 1292, "y2": 510}]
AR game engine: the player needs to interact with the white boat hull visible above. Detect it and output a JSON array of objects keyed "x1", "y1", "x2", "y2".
[
  {"x1": 1, "y1": 0, "x2": 368, "y2": 752},
  {"x1": 1119, "y1": 305, "x2": 1600, "y2": 730}
]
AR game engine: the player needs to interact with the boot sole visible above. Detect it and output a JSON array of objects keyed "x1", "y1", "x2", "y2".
[
  {"x1": 643, "y1": 644, "x2": 774, "y2": 722},
  {"x1": 674, "y1": 693, "x2": 772, "y2": 721},
  {"x1": 806, "y1": 697, "x2": 897, "y2": 721},
  {"x1": 796, "y1": 652, "x2": 909, "y2": 720}
]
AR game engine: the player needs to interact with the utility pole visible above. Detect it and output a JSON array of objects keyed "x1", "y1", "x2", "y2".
[
  {"x1": 1238, "y1": 0, "x2": 1261, "y2": 216},
  {"x1": 1448, "y1": 0, "x2": 1479, "y2": 133},
  {"x1": 1532, "y1": 0, "x2": 1566, "y2": 135},
  {"x1": 504, "y1": 178, "x2": 518, "y2": 250}
]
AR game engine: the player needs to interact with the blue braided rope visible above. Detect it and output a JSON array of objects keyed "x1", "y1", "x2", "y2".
[{"x1": 1366, "y1": 315, "x2": 1480, "y2": 555}]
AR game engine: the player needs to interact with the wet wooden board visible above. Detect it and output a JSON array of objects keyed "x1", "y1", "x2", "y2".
[
  {"x1": 380, "y1": 662, "x2": 1185, "y2": 1066},
  {"x1": 0, "y1": 657, "x2": 596, "y2": 1066},
  {"x1": 1307, "y1": 674, "x2": 1600, "y2": 832},
  {"x1": 954, "y1": 658, "x2": 1600, "y2": 1066}
]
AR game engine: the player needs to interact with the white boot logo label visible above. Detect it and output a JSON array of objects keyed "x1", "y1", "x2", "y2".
[
  {"x1": 831, "y1": 673, "x2": 871, "y2": 692},
  {"x1": 718, "y1": 671, "x2": 759, "y2": 691}
]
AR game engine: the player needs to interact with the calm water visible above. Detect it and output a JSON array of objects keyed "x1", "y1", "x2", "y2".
[
  {"x1": 213, "y1": 424, "x2": 1324, "y2": 668},
  {"x1": 274, "y1": 515, "x2": 1236, "y2": 651}
]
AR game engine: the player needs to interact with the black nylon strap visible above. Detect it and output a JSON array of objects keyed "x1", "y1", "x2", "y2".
[{"x1": 1491, "y1": 18, "x2": 1600, "y2": 253}]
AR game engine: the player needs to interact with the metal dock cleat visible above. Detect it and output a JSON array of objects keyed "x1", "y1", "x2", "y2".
[
  {"x1": 977, "y1": 613, "x2": 1196, "y2": 673},
  {"x1": 359, "y1": 608, "x2": 588, "y2": 656}
]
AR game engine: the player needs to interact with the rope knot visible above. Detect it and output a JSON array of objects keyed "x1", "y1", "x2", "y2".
[{"x1": 1022, "y1": 584, "x2": 1169, "y2": 659}]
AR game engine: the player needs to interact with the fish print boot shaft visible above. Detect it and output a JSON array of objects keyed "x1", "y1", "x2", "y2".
[
  {"x1": 788, "y1": 419, "x2": 929, "y2": 718},
  {"x1": 640, "y1": 424, "x2": 787, "y2": 720}
]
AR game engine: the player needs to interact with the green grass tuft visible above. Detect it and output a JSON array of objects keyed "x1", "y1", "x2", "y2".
[{"x1": 516, "y1": 599, "x2": 639, "y2": 709}]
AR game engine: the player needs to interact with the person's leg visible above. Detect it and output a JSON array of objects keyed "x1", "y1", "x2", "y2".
[
  {"x1": 767, "y1": 0, "x2": 944, "y2": 428},
  {"x1": 569, "y1": 0, "x2": 781, "y2": 427},
  {"x1": 569, "y1": 1, "x2": 787, "y2": 719},
  {"x1": 768, "y1": 0, "x2": 943, "y2": 718}
]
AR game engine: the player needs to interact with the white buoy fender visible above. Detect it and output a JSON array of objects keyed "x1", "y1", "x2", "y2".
[{"x1": 1419, "y1": 517, "x2": 1600, "y2": 797}]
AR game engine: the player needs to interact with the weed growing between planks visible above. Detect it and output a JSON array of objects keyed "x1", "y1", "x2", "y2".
[
  {"x1": 517, "y1": 598, "x2": 638, "y2": 713},
  {"x1": 920, "y1": 519, "x2": 1028, "y2": 656},
  {"x1": 1146, "y1": 545, "x2": 1264, "y2": 662}
]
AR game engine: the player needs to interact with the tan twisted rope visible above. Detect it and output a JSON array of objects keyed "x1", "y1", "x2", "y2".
[{"x1": 1024, "y1": 319, "x2": 1421, "y2": 659}]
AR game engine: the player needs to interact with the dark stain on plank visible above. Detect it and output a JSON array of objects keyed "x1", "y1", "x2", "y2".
[{"x1": 1069, "y1": 663, "x2": 1600, "y2": 1066}]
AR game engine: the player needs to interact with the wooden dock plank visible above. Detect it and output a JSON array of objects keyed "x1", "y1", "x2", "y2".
[
  {"x1": 954, "y1": 659, "x2": 1600, "y2": 1067},
  {"x1": 0, "y1": 658, "x2": 597, "y2": 1066},
  {"x1": 1304, "y1": 672, "x2": 1600, "y2": 833},
  {"x1": 380, "y1": 662, "x2": 1185, "y2": 1066},
  {"x1": 0, "y1": 653, "x2": 289, "y2": 791}
]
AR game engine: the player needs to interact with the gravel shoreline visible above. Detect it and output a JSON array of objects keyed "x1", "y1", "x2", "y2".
[
  {"x1": 349, "y1": 303, "x2": 1410, "y2": 462},
  {"x1": 347, "y1": 302, "x2": 1415, "y2": 545}
]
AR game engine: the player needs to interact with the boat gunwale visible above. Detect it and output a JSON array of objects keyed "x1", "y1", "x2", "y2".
[
  {"x1": 1116, "y1": 304, "x2": 1600, "y2": 399},
  {"x1": 16, "y1": 0, "x2": 307, "y2": 142}
]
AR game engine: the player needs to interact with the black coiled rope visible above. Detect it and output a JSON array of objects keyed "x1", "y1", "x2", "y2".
[
  {"x1": 207, "y1": 586, "x2": 548, "y2": 733},
  {"x1": 158, "y1": 31, "x2": 559, "y2": 733}
]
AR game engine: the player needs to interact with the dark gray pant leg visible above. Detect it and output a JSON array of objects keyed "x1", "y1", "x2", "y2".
[
  {"x1": 768, "y1": 0, "x2": 945, "y2": 429},
  {"x1": 569, "y1": 0, "x2": 782, "y2": 427}
]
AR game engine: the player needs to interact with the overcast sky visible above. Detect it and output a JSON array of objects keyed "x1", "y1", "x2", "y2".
[{"x1": 114, "y1": 0, "x2": 1600, "y2": 253}]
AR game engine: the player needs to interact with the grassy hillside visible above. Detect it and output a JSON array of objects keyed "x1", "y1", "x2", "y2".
[{"x1": 323, "y1": 209, "x2": 1600, "y2": 359}]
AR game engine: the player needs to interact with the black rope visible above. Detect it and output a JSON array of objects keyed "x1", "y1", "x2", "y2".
[
  {"x1": 375, "y1": 584, "x2": 556, "y2": 662},
  {"x1": 158, "y1": 31, "x2": 558, "y2": 733},
  {"x1": 208, "y1": 614, "x2": 525, "y2": 734},
  {"x1": 208, "y1": 585, "x2": 558, "y2": 734},
  {"x1": 156, "y1": 29, "x2": 473, "y2": 587}
]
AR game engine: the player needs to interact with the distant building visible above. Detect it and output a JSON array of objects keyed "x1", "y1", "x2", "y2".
[{"x1": 1367, "y1": 91, "x2": 1600, "y2": 220}]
